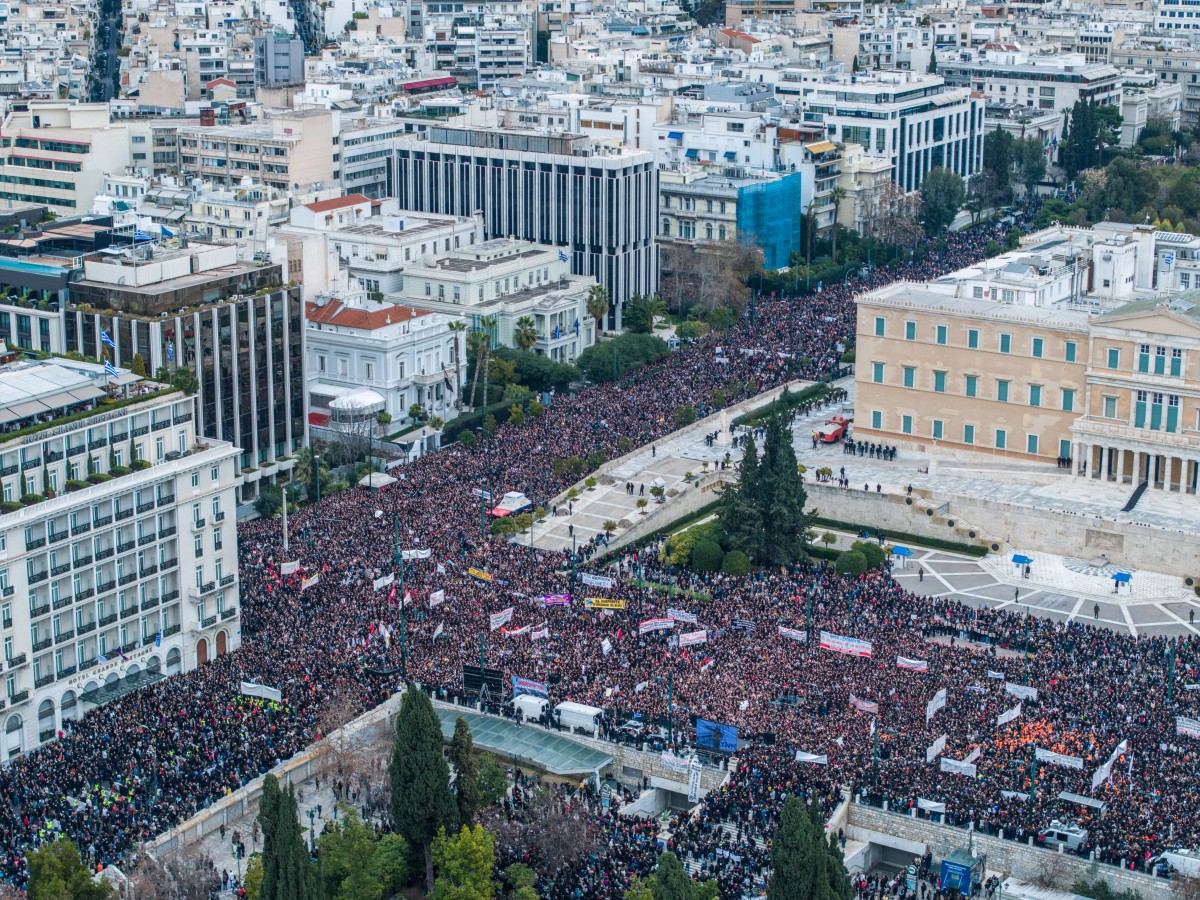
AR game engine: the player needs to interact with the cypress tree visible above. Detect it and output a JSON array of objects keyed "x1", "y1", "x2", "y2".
[
  {"x1": 274, "y1": 784, "x2": 316, "y2": 900},
  {"x1": 826, "y1": 832, "x2": 853, "y2": 900},
  {"x1": 768, "y1": 797, "x2": 822, "y2": 900},
  {"x1": 258, "y1": 774, "x2": 283, "y2": 900},
  {"x1": 759, "y1": 397, "x2": 810, "y2": 565},
  {"x1": 717, "y1": 432, "x2": 764, "y2": 561},
  {"x1": 390, "y1": 688, "x2": 459, "y2": 894},
  {"x1": 447, "y1": 716, "x2": 481, "y2": 826},
  {"x1": 652, "y1": 851, "x2": 694, "y2": 900}
]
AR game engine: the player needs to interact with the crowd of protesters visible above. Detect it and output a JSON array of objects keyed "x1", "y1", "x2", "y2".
[{"x1": 0, "y1": 212, "x2": 1197, "y2": 899}]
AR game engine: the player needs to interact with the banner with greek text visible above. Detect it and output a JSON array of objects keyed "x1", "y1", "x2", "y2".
[
  {"x1": 429, "y1": 589, "x2": 445, "y2": 607},
  {"x1": 849, "y1": 694, "x2": 879, "y2": 715},
  {"x1": 926, "y1": 734, "x2": 947, "y2": 764},
  {"x1": 489, "y1": 607, "x2": 514, "y2": 630},
  {"x1": 679, "y1": 629, "x2": 707, "y2": 647},
  {"x1": 585, "y1": 597, "x2": 626, "y2": 610},
  {"x1": 940, "y1": 757, "x2": 977, "y2": 777},
  {"x1": 1036, "y1": 747, "x2": 1084, "y2": 769},
  {"x1": 468, "y1": 568, "x2": 494, "y2": 582},
  {"x1": 301, "y1": 574, "x2": 320, "y2": 591},
  {"x1": 1005, "y1": 682, "x2": 1038, "y2": 701},
  {"x1": 1091, "y1": 739, "x2": 1129, "y2": 788},
  {"x1": 688, "y1": 759, "x2": 703, "y2": 803},
  {"x1": 897, "y1": 656, "x2": 929, "y2": 672},
  {"x1": 639, "y1": 617, "x2": 675, "y2": 635},
  {"x1": 661, "y1": 753, "x2": 691, "y2": 776},
  {"x1": 996, "y1": 702, "x2": 1023, "y2": 726},
  {"x1": 580, "y1": 572, "x2": 614, "y2": 589},
  {"x1": 280, "y1": 560, "x2": 301, "y2": 576},
  {"x1": 820, "y1": 631, "x2": 873, "y2": 658},
  {"x1": 505, "y1": 623, "x2": 532, "y2": 637},
  {"x1": 778, "y1": 626, "x2": 807, "y2": 642},
  {"x1": 668, "y1": 608, "x2": 698, "y2": 625},
  {"x1": 373, "y1": 573, "x2": 395, "y2": 591},
  {"x1": 512, "y1": 676, "x2": 548, "y2": 698},
  {"x1": 1177, "y1": 717, "x2": 1200, "y2": 739},
  {"x1": 538, "y1": 593, "x2": 571, "y2": 606},
  {"x1": 530, "y1": 626, "x2": 549, "y2": 641},
  {"x1": 965, "y1": 746, "x2": 982, "y2": 764},
  {"x1": 926, "y1": 688, "x2": 947, "y2": 722}
]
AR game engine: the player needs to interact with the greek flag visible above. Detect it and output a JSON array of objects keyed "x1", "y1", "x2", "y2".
[
  {"x1": 573, "y1": 318, "x2": 580, "y2": 336},
  {"x1": 100, "y1": 329, "x2": 116, "y2": 350},
  {"x1": 96, "y1": 654, "x2": 108, "y2": 665},
  {"x1": 167, "y1": 339, "x2": 175, "y2": 363},
  {"x1": 155, "y1": 631, "x2": 162, "y2": 648},
  {"x1": 558, "y1": 250, "x2": 568, "y2": 263},
  {"x1": 161, "y1": 225, "x2": 175, "y2": 238},
  {"x1": 553, "y1": 324, "x2": 561, "y2": 340},
  {"x1": 104, "y1": 360, "x2": 120, "y2": 380},
  {"x1": 1164, "y1": 252, "x2": 1176, "y2": 268}
]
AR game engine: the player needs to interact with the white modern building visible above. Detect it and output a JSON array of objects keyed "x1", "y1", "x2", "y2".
[
  {"x1": 305, "y1": 295, "x2": 467, "y2": 443},
  {"x1": 938, "y1": 45, "x2": 1123, "y2": 115},
  {"x1": 0, "y1": 359, "x2": 241, "y2": 762}
]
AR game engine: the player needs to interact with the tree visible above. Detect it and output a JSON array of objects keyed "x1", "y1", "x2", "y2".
[
  {"x1": 576, "y1": 333, "x2": 669, "y2": 384},
  {"x1": 503, "y1": 863, "x2": 540, "y2": 900},
  {"x1": 834, "y1": 549, "x2": 868, "y2": 578},
  {"x1": 476, "y1": 754, "x2": 508, "y2": 806},
  {"x1": 624, "y1": 293, "x2": 667, "y2": 334},
  {"x1": 586, "y1": 285, "x2": 609, "y2": 343},
  {"x1": 927, "y1": 47, "x2": 937, "y2": 74},
  {"x1": 26, "y1": 839, "x2": 114, "y2": 900},
  {"x1": 447, "y1": 320, "x2": 468, "y2": 412},
  {"x1": 390, "y1": 688, "x2": 459, "y2": 893},
  {"x1": 717, "y1": 432, "x2": 765, "y2": 562},
  {"x1": 258, "y1": 774, "x2": 283, "y2": 900},
  {"x1": 255, "y1": 483, "x2": 283, "y2": 519},
  {"x1": 244, "y1": 854, "x2": 264, "y2": 900},
  {"x1": 828, "y1": 186, "x2": 848, "y2": 264},
  {"x1": 513, "y1": 316, "x2": 538, "y2": 352},
  {"x1": 620, "y1": 852, "x2": 717, "y2": 900},
  {"x1": 721, "y1": 550, "x2": 750, "y2": 576},
  {"x1": 690, "y1": 540, "x2": 724, "y2": 572},
  {"x1": 259, "y1": 780, "x2": 315, "y2": 900},
  {"x1": 982, "y1": 129, "x2": 1014, "y2": 208},
  {"x1": 316, "y1": 808, "x2": 403, "y2": 900},
  {"x1": 431, "y1": 825, "x2": 496, "y2": 900},
  {"x1": 1015, "y1": 135, "x2": 1047, "y2": 197},
  {"x1": 447, "y1": 717, "x2": 481, "y2": 827},
  {"x1": 293, "y1": 446, "x2": 329, "y2": 503},
  {"x1": 919, "y1": 167, "x2": 965, "y2": 235},
  {"x1": 376, "y1": 411, "x2": 392, "y2": 435},
  {"x1": 754, "y1": 393, "x2": 812, "y2": 565},
  {"x1": 467, "y1": 329, "x2": 489, "y2": 410},
  {"x1": 130, "y1": 352, "x2": 147, "y2": 377},
  {"x1": 767, "y1": 797, "x2": 823, "y2": 900}
]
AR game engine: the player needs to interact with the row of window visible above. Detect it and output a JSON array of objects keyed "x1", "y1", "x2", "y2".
[
  {"x1": 869, "y1": 409, "x2": 1064, "y2": 456},
  {"x1": 870, "y1": 363, "x2": 1077, "y2": 410},
  {"x1": 873, "y1": 316, "x2": 1080, "y2": 360}
]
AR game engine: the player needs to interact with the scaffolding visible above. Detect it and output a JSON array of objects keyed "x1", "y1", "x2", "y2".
[{"x1": 736, "y1": 172, "x2": 804, "y2": 270}]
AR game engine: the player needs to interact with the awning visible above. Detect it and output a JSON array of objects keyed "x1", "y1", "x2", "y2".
[
  {"x1": 892, "y1": 546, "x2": 912, "y2": 557},
  {"x1": 1012, "y1": 554, "x2": 1032, "y2": 565},
  {"x1": 805, "y1": 140, "x2": 837, "y2": 154},
  {"x1": 1112, "y1": 572, "x2": 1132, "y2": 583},
  {"x1": 8, "y1": 400, "x2": 50, "y2": 418},
  {"x1": 724, "y1": 151, "x2": 737, "y2": 159},
  {"x1": 67, "y1": 386, "x2": 107, "y2": 403},
  {"x1": 38, "y1": 391, "x2": 79, "y2": 410},
  {"x1": 685, "y1": 148, "x2": 699, "y2": 158},
  {"x1": 667, "y1": 131, "x2": 683, "y2": 139}
]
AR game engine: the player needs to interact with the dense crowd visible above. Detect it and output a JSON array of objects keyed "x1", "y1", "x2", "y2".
[{"x1": 1, "y1": 215, "x2": 1197, "y2": 900}]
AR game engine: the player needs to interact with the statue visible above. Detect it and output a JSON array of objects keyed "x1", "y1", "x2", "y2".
[{"x1": 716, "y1": 408, "x2": 732, "y2": 447}]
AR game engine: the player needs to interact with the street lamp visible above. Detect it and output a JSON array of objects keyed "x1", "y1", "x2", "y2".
[
  {"x1": 232, "y1": 838, "x2": 244, "y2": 880},
  {"x1": 393, "y1": 515, "x2": 408, "y2": 683},
  {"x1": 314, "y1": 454, "x2": 321, "y2": 505},
  {"x1": 306, "y1": 807, "x2": 317, "y2": 854}
]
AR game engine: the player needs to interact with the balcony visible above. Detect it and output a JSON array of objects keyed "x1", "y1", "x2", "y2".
[
  {"x1": 48, "y1": 531, "x2": 68, "y2": 544},
  {"x1": 93, "y1": 515, "x2": 113, "y2": 528},
  {"x1": 221, "y1": 606, "x2": 237, "y2": 620},
  {"x1": 7, "y1": 652, "x2": 26, "y2": 668},
  {"x1": 132, "y1": 426, "x2": 149, "y2": 438},
  {"x1": 71, "y1": 523, "x2": 91, "y2": 536},
  {"x1": 213, "y1": 510, "x2": 226, "y2": 523},
  {"x1": 53, "y1": 595, "x2": 74, "y2": 611},
  {"x1": 141, "y1": 596, "x2": 160, "y2": 611},
  {"x1": 99, "y1": 613, "x2": 117, "y2": 627},
  {"x1": 111, "y1": 433, "x2": 127, "y2": 445},
  {"x1": 140, "y1": 565, "x2": 158, "y2": 578},
  {"x1": 77, "y1": 620, "x2": 96, "y2": 635},
  {"x1": 220, "y1": 573, "x2": 236, "y2": 587},
  {"x1": 29, "y1": 603, "x2": 49, "y2": 619},
  {"x1": 191, "y1": 518, "x2": 206, "y2": 531},
  {"x1": 116, "y1": 508, "x2": 133, "y2": 521},
  {"x1": 55, "y1": 629, "x2": 74, "y2": 643},
  {"x1": 152, "y1": 420, "x2": 170, "y2": 432},
  {"x1": 119, "y1": 573, "x2": 137, "y2": 586},
  {"x1": 26, "y1": 537, "x2": 46, "y2": 550},
  {"x1": 75, "y1": 587, "x2": 95, "y2": 601},
  {"x1": 95, "y1": 547, "x2": 114, "y2": 561},
  {"x1": 32, "y1": 638, "x2": 51, "y2": 652},
  {"x1": 50, "y1": 563, "x2": 71, "y2": 576},
  {"x1": 10, "y1": 689, "x2": 28, "y2": 704},
  {"x1": 74, "y1": 555, "x2": 93, "y2": 569},
  {"x1": 2, "y1": 585, "x2": 12, "y2": 598},
  {"x1": 117, "y1": 541, "x2": 135, "y2": 553},
  {"x1": 173, "y1": 413, "x2": 193, "y2": 424},
  {"x1": 162, "y1": 558, "x2": 178, "y2": 571},
  {"x1": 88, "y1": 439, "x2": 107, "y2": 451},
  {"x1": 67, "y1": 444, "x2": 85, "y2": 457},
  {"x1": 45, "y1": 450, "x2": 64, "y2": 463},
  {"x1": 136, "y1": 501, "x2": 155, "y2": 514},
  {"x1": 35, "y1": 674, "x2": 54, "y2": 689},
  {"x1": 39, "y1": 728, "x2": 56, "y2": 742},
  {"x1": 164, "y1": 623, "x2": 181, "y2": 637},
  {"x1": 160, "y1": 526, "x2": 177, "y2": 538},
  {"x1": 0, "y1": 465, "x2": 17, "y2": 477},
  {"x1": 201, "y1": 615, "x2": 217, "y2": 628},
  {"x1": 97, "y1": 580, "x2": 116, "y2": 594},
  {"x1": 158, "y1": 494, "x2": 175, "y2": 507},
  {"x1": 163, "y1": 589, "x2": 180, "y2": 603},
  {"x1": 22, "y1": 458, "x2": 42, "y2": 471},
  {"x1": 138, "y1": 534, "x2": 156, "y2": 547},
  {"x1": 1, "y1": 615, "x2": 10, "y2": 629},
  {"x1": 29, "y1": 571, "x2": 48, "y2": 584}
]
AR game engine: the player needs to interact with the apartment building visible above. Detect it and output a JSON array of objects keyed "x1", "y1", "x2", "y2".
[
  {"x1": 0, "y1": 102, "x2": 131, "y2": 214},
  {"x1": 1113, "y1": 39, "x2": 1200, "y2": 126},
  {"x1": 0, "y1": 359, "x2": 241, "y2": 761},
  {"x1": 939, "y1": 45, "x2": 1123, "y2": 114},
  {"x1": 393, "y1": 126, "x2": 659, "y2": 324},
  {"x1": 253, "y1": 32, "x2": 305, "y2": 87}
]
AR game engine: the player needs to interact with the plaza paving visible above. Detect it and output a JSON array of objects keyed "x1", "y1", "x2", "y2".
[{"x1": 531, "y1": 378, "x2": 1200, "y2": 638}]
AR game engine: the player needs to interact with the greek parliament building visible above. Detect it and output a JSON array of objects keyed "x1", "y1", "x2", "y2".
[
  {"x1": 0, "y1": 358, "x2": 241, "y2": 761},
  {"x1": 854, "y1": 224, "x2": 1200, "y2": 495},
  {"x1": 392, "y1": 126, "x2": 658, "y2": 329}
]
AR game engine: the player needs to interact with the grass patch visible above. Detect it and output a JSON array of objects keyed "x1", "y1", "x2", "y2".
[{"x1": 809, "y1": 516, "x2": 988, "y2": 558}]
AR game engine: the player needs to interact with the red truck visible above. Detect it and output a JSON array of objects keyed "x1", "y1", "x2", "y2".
[{"x1": 815, "y1": 416, "x2": 851, "y2": 443}]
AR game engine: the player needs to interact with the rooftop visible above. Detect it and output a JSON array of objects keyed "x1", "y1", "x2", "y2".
[
  {"x1": 306, "y1": 298, "x2": 431, "y2": 330},
  {"x1": 856, "y1": 284, "x2": 1092, "y2": 330},
  {"x1": 434, "y1": 708, "x2": 613, "y2": 777},
  {"x1": 304, "y1": 193, "x2": 372, "y2": 214}
]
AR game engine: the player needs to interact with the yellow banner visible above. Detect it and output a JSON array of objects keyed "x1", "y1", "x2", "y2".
[
  {"x1": 468, "y1": 568, "x2": 493, "y2": 582},
  {"x1": 585, "y1": 597, "x2": 626, "y2": 610}
]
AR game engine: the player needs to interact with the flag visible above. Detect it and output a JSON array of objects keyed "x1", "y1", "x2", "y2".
[
  {"x1": 553, "y1": 323, "x2": 561, "y2": 340},
  {"x1": 155, "y1": 632, "x2": 162, "y2": 647},
  {"x1": 100, "y1": 329, "x2": 116, "y2": 350},
  {"x1": 433, "y1": 621, "x2": 444, "y2": 640},
  {"x1": 96, "y1": 653, "x2": 108, "y2": 664},
  {"x1": 104, "y1": 360, "x2": 120, "y2": 380},
  {"x1": 118, "y1": 646, "x2": 129, "y2": 661},
  {"x1": 558, "y1": 250, "x2": 568, "y2": 262},
  {"x1": 442, "y1": 365, "x2": 454, "y2": 393},
  {"x1": 161, "y1": 225, "x2": 175, "y2": 238},
  {"x1": 167, "y1": 339, "x2": 175, "y2": 363},
  {"x1": 573, "y1": 318, "x2": 580, "y2": 336}
]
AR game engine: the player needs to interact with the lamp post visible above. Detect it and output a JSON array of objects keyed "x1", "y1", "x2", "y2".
[
  {"x1": 314, "y1": 454, "x2": 321, "y2": 505},
  {"x1": 393, "y1": 515, "x2": 408, "y2": 683},
  {"x1": 1167, "y1": 636, "x2": 1177, "y2": 706},
  {"x1": 806, "y1": 583, "x2": 813, "y2": 640},
  {"x1": 232, "y1": 839, "x2": 244, "y2": 880},
  {"x1": 306, "y1": 807, "x2": 317, "y2": 854},
  {"x1": 569, "y1": 533, "x2": 577, "y2": 598}
]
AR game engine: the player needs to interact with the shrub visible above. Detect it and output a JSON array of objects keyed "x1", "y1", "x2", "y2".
[
  {"x1": 87, "y1": 473, "x2": 111, "y2": 484},
  {"x1": 602, "y1": 520, "x2": 617, "y2": 536},
  {"x1": 690, "y1": 540, "x2": 725, "y2": 572},
  {"x1": 586, "y1": 451, "x2": 607, "y2": 469},
  {"x1": 0, "y1": 500, "x2": 22, "y2": 513},
  {"x1": 492, "y1": 518, "x2": 518, "y2": 536},
  {"x1": 527, "y1": 399, "x2": 545, "y2": 418},
  {"x1": 584, "y1": 476, "x2": 598, "y2": 490},
  {"x1": 721, "y1": 550, "x2": 751, "y2": 576},
  {"x1": 131, "y1": 459, "x2": 151, "y2": 471},
  {"x1": 852, "y1": 540, "x2": 886, "y2": 570},
  {"x1": 458, "y1": 430, "x2": 476, "y2": 448},
  {"x1": 65, "y1": 479, "x2": 89, "y2": 492},
  {"x1": 636, "y1": 498, "x2": 648, "y2": 510},
  {"x1": 110, "y1": 465, "x2": 132, "y2": 477},
  {"x1": 835, "y1": 549, "x2": 868, "y2": 578},
  {"x1": 482, "y1": 414, "x2": 498, "y2": 435},
  {"x1": 20, "y1": 493, "x2": 45, "y2": 506}
]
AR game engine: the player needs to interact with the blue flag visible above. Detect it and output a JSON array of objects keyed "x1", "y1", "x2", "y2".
[
  {"x1": 161, "y1": 225, "x2": 175, "y2": 238},
  {"x1": 100, "y1": 329, "x2": 116, "y2": 350},
  {"x1": 573, "y1": 318, "x2": 580, "y2": 336},
  {"x1": 155, "y1": 631, "x2": 162, "y2": 648},
  {"x1": 558, "y1": 250, "x2": 568, "y2": 263},
  {"x1": 104, "y1": 360, "x2": 120, "y2": 380},
  {"x1": 167, "y1": 339, "x2": 174, "y2": 363}
]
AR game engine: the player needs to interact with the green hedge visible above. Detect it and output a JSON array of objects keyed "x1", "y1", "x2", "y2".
[
  {"x1": 441, "y1": 390, "x2": 534, "y2": 442},
  {"x1": 810, "y1": 517, "x2": 988, "y2": 557}
]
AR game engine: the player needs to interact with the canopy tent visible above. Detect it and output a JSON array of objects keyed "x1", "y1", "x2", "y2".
[{"x1": 1012, "y1": 554, "x2": 1033, "y2": 565}]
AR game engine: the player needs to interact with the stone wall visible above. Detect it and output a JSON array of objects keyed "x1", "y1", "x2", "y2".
[{"x1": 846, "y1": 803, "x2": 1172, "y2": 900}]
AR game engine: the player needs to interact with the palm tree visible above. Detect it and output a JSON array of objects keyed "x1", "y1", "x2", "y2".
[
  {"x1": 513, "y1": 316, "x2": 538, "y2": 351},
  {"x1": 466, "y1": 329, "x2": 488, "y2": 410},
  {"x1": 648, "y1": 294, "x2": 668, "y2": 327},
  {"x1": 586, "y1": 285, "x2": 609, "y2": 345},
  {"x1": 446, "y1": 320, "x2": 468, "y2": 412},
  {"x1": 480, "y1": 315, "x2": 497, "y2": 407},
  {"x1": 805, "y1": 196, "x2": 820, "y2": 271},
  {"x1": 828, "y1": 186, "x2": 848, "y2": 265}
]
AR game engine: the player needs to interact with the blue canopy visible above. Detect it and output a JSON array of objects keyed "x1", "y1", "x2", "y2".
[
  {"x1": 892, "y1": 546, "x2": 912, "y2": 557},
  {"x1": 1112, "y1": 572, "x2": 1132, "y2": 583},
  {"x1": 684, "y1": 148, "x2": 699, "y2": 158},
  {"x1": 1012, "y1": 554, "x2": 1033, "y2": 565},
  {"x1": 667, "y1": 131, "x2": 683, "y2": 139}
]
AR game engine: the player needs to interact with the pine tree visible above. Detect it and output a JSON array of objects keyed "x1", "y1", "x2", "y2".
[
  {"x1": 768, "y1": 797, "x2": 823, "y2": 900},
  {"x1": 758, "y1": 397, "x2": 811, "y2": 565},
  {"x1": 651, "y1": 852, "x2": 693, "y2": 900},
  {"x1": 826, "y1": 833, "x2": 854, "y2": 900},
  {"x1": 447, "y1": 716, "x2": 481, "y2": 826},
  {"x1": 390, "y1": 688, "x2": 459, "y2": 894},
  {"x1": 258, "y1": 774, "x2": 283, "y2": 900}
]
